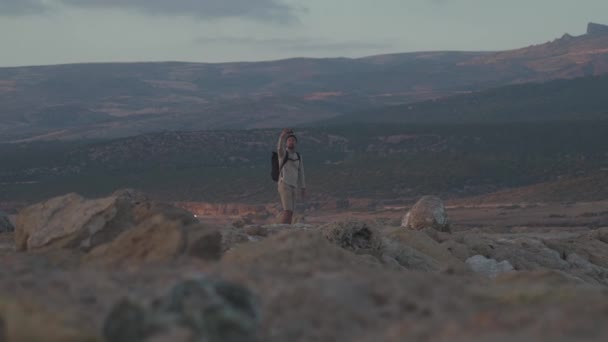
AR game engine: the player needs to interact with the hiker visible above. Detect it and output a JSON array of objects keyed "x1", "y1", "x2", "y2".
[{"x1": 275, "y1": 128, "x2": 306, "y2": 224}]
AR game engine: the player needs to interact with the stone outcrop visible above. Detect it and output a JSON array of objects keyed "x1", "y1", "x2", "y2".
[
  {"x1": 84, "y1": 216, "x2": 222, "y2": 266},
  {"x1": 15, "y1": 190, "x2": 146, "y2": 252},
  {"x1": 14, "y1": 190, "x2": 223, "y2": 265},
  {"x1": 401, "y1": 196, "x2": 450, "y2": 232},
  {"x1": 587, "y1": 22, "x2": 608, "y2": 36}
]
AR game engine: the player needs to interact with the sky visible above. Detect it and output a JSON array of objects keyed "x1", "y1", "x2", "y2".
[{"x1": 0, "y1": 0, "x2": 607, "y2": 67}]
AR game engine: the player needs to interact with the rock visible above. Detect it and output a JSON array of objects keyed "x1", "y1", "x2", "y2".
[
  {"x1": 589, "y1": 227, "x2": 608, "y2": 244},
  {"x1": 154, "y1": 279, "x2": 259, "y2": 341},
  {"x1": 85, "y1": 215, "x2": 222, "y2": 266},
  {"x1": 185, "y1": 226, "x2": 223, "y2": 261},
  {"x1": 460, "y1": 235, "x2": 569, "y2": 271},
  {"x1": 232, "y1": 214, "x2": 254, "y2": 229},
  {"x1": 441, "y1": 239, "x2": 473, "y2": 261},
  {"x1": 85, "y1": 214, "x2": 188, "y2": 266},
  {"x1": 381, "y1": 241, "x2": 440, "y2": 271},
  {"x1": 401, "y1": 196, "x2": 450, "y2": 232},
  {"x1": 543, "y1": 235, "x2": 608, "y2": 285},
  {"x1": 544, "y1": 234, "x2": 608, "y2": 269},
  {"x1": 292, "y1": 214, "x2": 306, "y2": 224},
  {"x1": 221, "y1": 228, "x2": 252, "y2": 252},
  {"x1": 0, "y1": 297, "x2": 99, "y2": 342},
  {"x1": 14, "y1": 191, "x2": 197, "y2": 253},
  {"x1": 385, "y1": 229, "x2": 468, "y2": 273},
  {"x1": 587, "y1": 22, "x2": 608, "y2": 36},
  {"x1": 102, "y1": 299, "x2": 148, "y2": 342},
  {"x1": 103, "y1": 278, "x2": 259, "y2": 342},
  {"x1": 566, "y1": 253, "x2": 604, "y2": 273},
  {"x1": 420, "y1": 227, "x2": 452, "y2": 243},
  {"x1": 15, "y1": 193, "x2": 134, "y2": 252},
  {"x1": 0, "y1": 212, "x2": 14, "y2": 233},
  {"x1": 321, "y1": 220, "x2": 384, "y2": 258},
  {"x1": 222, "y1": 230, "x2": 380, "y2": 273},
  {"x1": 466, "y1": 255, "x2": 514, "y2": 278}
]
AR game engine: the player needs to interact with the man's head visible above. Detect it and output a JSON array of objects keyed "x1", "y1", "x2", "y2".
[{"x1": 286, "y1": 134, "x2": 298, "y2": 151}]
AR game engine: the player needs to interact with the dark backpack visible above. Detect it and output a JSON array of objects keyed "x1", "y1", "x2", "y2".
[{"x1": 271, "y1": 151, "x2": 300, "y2": 182}]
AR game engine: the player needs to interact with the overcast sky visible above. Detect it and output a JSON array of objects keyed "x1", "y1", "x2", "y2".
[{"x1": 0, "y1": 0, "x2": 607, "y2": 67}]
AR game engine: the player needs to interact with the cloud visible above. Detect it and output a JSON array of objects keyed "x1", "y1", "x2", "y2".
[
  {"x1": 195, "y1": 36, "x2": 392, "y2": 52},
  {"x1": 58, "y1": 0, "x2": 298, "y2": 23},
  {"x1": 0, "y1": 0, "x2": 51, "y2": 16}
]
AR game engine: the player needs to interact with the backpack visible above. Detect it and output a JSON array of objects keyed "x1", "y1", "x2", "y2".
[{"x1": 271, "y1": 151, "x2": 300, "y2": 182}]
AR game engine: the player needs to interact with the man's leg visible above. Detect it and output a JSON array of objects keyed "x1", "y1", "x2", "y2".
[
  {"x1": 280, "y1": 210, "x2": 293, "y2": 224},
  {"x1": 278, "y1": 182, "x2": 295, "y2": 224}
]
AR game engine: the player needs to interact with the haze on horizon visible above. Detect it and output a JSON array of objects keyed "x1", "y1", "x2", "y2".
[{"x1": 0, "y1": 0, "x2": 607, "y2": 67}]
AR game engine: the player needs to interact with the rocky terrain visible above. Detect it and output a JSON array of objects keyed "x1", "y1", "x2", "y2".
[{"x1": 1, "y1": 191, "x2": 608, "y2": 341}]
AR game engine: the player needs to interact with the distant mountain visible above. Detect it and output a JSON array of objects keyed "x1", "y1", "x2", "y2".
[
  {"x1": 320, "y1": 75, "x2": 608, "y2": 125},
  {"x1": 1, "y1": 23, "x2": 608, "y2": 141}
]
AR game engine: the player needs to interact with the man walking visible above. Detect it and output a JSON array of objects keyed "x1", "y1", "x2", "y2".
[{"x1": 277, "y1": 128, "x2": 306, "y2": 224}]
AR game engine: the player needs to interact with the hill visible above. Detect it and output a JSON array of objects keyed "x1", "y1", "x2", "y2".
[
  {"x1": 452, "y1": 171, "x2": 608, "y2": 205},
  {"x1": 1, "y1": 23, "x2": 608, "y2": 141},
  {"x1": 0, "y1": 121, "x2": 606, "y2": 208},
  {"x1": 321, "y1": 75, "x2": 608, "y2": 124}
]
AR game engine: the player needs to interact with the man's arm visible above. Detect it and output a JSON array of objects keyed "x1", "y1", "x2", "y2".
[{"x1": 298, "y1": 154, "x2": 306, "y2": 192}]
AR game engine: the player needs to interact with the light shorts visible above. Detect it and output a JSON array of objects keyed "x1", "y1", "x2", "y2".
[{"x1": 278, "y1": 181, "x2": 297, "y2": 211}]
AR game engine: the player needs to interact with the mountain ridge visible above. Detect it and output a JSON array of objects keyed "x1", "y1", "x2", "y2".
[
  {"x1": 587, "y1": 22, "x2": 608, "y2": 36},
  {"x1": 319, "y1": 75, "x2": 608, "y2": 125},
  {"x1": 1, "y1": 23, "x2": 608, "y2": 141}
]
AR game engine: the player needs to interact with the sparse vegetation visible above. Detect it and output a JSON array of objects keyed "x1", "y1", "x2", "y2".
[{"x1": 0, "y1": 121, "x2": 606, "y2": 206}]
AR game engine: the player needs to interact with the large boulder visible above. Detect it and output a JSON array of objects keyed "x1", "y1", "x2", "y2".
[
  {"x1": 401, "y1": 196, "x2": 449, "y2": 232},
  {"x1": 84, "y1": 214, "x2": 188, "y2": 266},
  {"x1": 103, "y1": 278, "x2": 259, "y2": 342},
  {"x1": 0, "y1": 212, "x2": 14, "y2": 233},
  {"x1": 13, "y1": 190, "x2": 205, "y2": 255},
  {"x1": 14, "y1": 190, "x2": 144, "y2": 252},
  {"x1": 84, "y1": 216, "x2": 221, "y2": 266}
]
